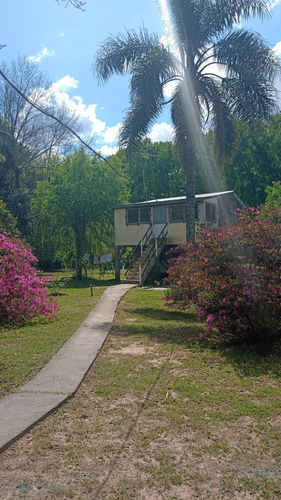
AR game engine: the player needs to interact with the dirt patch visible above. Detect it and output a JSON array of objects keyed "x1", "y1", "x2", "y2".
[{"x1": 108, "y1": 341, "x2": 157, "y2": 356}]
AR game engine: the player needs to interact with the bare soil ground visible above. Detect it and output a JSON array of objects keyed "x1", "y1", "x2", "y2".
[{"x1": 0, "y1": 290, "x2": 280, "y2": 500}]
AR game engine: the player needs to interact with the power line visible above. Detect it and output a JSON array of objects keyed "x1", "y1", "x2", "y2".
[
  {"x1": 0, "y1": 63, "x2": 170, "y2": 207},
  {"x1": 0, "y1": 67, "x2": 139, "y2": 190}
]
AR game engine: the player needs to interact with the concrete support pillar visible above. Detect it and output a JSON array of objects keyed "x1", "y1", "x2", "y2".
[{"x1": 115, "y1": 245, "x2": 121, "y2": 281}]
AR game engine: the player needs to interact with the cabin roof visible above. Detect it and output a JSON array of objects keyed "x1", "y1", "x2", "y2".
[{"x1": 114, "y1": 190, "x2": 240, "y2": 209}]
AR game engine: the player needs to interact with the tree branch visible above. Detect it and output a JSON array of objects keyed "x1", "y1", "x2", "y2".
[
  {"x1": 0, "y1": 67, "x2": 146, "y2": 194},
  {"x1": 55, "y1": 0, "x2": 86, "y2": 10}
]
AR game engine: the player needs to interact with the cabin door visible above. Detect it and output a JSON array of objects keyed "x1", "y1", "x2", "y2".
[{"x1": 152, "y1": 205, "x2": 167, "y2": 238}]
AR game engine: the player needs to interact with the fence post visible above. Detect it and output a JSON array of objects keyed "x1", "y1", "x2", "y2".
[
  {"x1": 155, "y1": 238, "x2": 158, "y2": 257},
  {"x1": 122, "y1": 265, "x2": 125, "y2": 283},
  {"x1": 139, "y1": 265, "x2": 142, "y2": 286}
]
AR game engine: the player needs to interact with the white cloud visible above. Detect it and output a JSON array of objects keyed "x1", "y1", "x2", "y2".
[
  {"x1": 26, "y1": 74, "x2": 125, "y2": 152},
  {"x1": 272, "y1": 42, "x2": 281, "y2": 102},
  {"x1": 163, "y1": 79, "x2": 178, "y2": 99},
  {"x1": 273, "y1": 41, "x2": 281, "y2": 56},
  {"x1": 271, "y1": 0, "x2": 281, "y2": 8},
  {"x1": 99, "y1": 145, "x2": 119, "y2": 156},
  {"x1": 49, "y1": 75, "x2": 106, "y2": 136},
  {"x1": 102, "y1": 123, "x2": 121, "y2": 143},
  {"x1": 32, "y1": 75, "x2": 175, "y2": 154},
  {"x1": 51, "y1": 75, "x2": 79, "y2": 93},
  {"x1": 27, "y1": 46, "x2": 55, "y2": 63},
  {"x1": 147, "y1": 122, "x2": 174, "y2": 142}
]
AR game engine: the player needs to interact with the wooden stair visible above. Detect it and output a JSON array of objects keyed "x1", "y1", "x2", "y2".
[{"x1": 125, "y1": 242, "x2": 154, "y2": 284}]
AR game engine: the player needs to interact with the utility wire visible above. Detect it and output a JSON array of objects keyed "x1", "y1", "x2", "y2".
[
  {"x1": 0, "y1": 67, "x2": 144, "y2": 193},
  {"x1": 0, "y1": 62, "x2": 177, "y2": 210}
]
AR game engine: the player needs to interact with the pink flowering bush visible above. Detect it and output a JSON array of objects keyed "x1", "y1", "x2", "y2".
[
  {"x1": 165, "y1": 206, "x2": 281, "y2": 343},
  {"x1": 0, "y1": 231, "x2": 59, "y2": 324}
]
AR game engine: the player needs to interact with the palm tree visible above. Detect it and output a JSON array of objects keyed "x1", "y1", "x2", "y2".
[{"x1": 94, "y1": 0, "x2": 279, "y2": 242}]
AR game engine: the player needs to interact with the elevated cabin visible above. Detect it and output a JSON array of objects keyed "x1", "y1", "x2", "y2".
[{"x1": 114, "y1": 190, "x2": 244, "y2": 284}]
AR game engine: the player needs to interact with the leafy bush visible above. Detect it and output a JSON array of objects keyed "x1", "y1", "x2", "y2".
[
  {"x1": 0, "y1": 199, "x2": 19, "y2": 236},
  {"x1": 165, "y1": 206, "x2": 281, "y2": 343},
  {"x1": 265, "y1": 181, "x2": 281, "y2": 207},
  {"x1": 47, "y1": 276, "x2": 70, "y2": 295},
  {"x1": 0, "y1": 231, "x2": 59, "y2": 324}
]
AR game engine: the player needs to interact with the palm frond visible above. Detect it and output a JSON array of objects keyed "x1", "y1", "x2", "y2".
[
  {"x1": 119, "y1": 47, "x2": 178, "y2": 153},
  {"x1": 212, "y1": 96, "x2": 235, "y2": 165},
  {"x1": 168, "y1": 0, "x2": 215, "y2": 53},
  {"x1": 94, "y1": 28, "x2": 160, "y2": 83},
  {"x1": 209, "y1": 0, "x2": 271, "y2": 33},
  {"x1": 213, "y1": 30, "x2": 279, "y2": 82},
  {"x1": 222, "y1": 77, "x2": 278, "y2": 121},
  {"x1": 130, "y1": 45, "x2": 178, "y2": 100},
  {"x1": 196, "y1": 74, "x2": 234, "y2": 163},
  {"x1": 171, "y1": 82, "x2": 199, "y2": 168}
]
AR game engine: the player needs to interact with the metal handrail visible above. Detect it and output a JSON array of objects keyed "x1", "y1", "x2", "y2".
[
  {"x1": 123, "y1": 224, "x2": 152, "y2": 277},
  {"x1": 141, "y1": 224, "x2": 168, "y2": 282}
]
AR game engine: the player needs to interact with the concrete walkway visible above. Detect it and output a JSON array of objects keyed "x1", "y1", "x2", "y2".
[{"x1": 0, "y1": 284, "x2": 135, "y2": 453}]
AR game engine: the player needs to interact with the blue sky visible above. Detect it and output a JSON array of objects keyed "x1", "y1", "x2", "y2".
[{"x1": 1, "y1": 0, "x2": 281, "y2": 155}]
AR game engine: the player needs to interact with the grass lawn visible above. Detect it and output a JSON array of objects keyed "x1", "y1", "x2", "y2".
[
  {"x1": 0, "y1": 288, "x2": 280, "y2": 499},
  {"x1": 0, "y1": 277, "x2": 105, "y2": 398},
  {"x1": 45, "y1": 268, "x2": 117, "y2": 288}
]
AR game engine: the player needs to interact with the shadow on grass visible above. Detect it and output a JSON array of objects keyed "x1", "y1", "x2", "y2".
[
  {"x1": 44, "y1": 270, "x2": 119, "y2": 289},
  {"x1": 114, "y1": 305, "x2": 281, "y2": 379},
  {"x1": 214, "y1": 341, "x2": 281, "y2": 378},
  {"x1": 115, "y1": 323, "x2": 203, "y2": 345},
  {"x1": 129, "y1": 306, "x2": 195, "y2": 323},
  {"x1": 63, "y1": 278, "x2": 119, "y2": 289}
]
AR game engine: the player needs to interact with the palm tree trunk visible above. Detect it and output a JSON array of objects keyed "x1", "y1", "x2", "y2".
[{"x1": 185, "y1": 143, "x2": 196, "y2": 243}]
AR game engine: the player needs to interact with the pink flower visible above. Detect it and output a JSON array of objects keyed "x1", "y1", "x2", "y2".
[{"x1": 0, "y1": 230, "x2": 59, "y2": 324}]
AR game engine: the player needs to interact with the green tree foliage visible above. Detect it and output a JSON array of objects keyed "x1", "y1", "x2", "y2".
[
  {"x1": 32, "y1": 148, "x2": 128, "y2": 277},
  {"x1": 110, "y1": 139, "x2": 185, "y2": 202},
  {"x1": 111, "y1": 138, "x2": 223, "y2": 202},
  {"x1": 223, "y1": 113, "x2": 281, "y2": 206},
  {"x1": 0, "y1": 54, "x2": 78, "y2": 236},
  {"x1": 265, "y1": 180, "x2": 281, "y2": 207},
  {"x1": 0, "y1": 199, "x2": 19, "y2": 236},
  {"x1": 95, "y1": 0, "x2": 278, "y2": 242}
]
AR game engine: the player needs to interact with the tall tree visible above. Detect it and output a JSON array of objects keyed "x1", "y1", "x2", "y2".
[
  {"x1": 95, "y1": 0, "x2": 279, "y2": 241},
  {"x1": 32, "y1": 148, "x2": 128, "y2": 277},
  {"x1": 110, "y1": 138, "x2": 221, "y2": 203},
  {"x1": 110, "y1": 139, "x2": 185, "y2": 202},
  {"x1": 223, "y1": 113, "x2": 281, "y2": 206},
  {"x1": 0, "y1": 53, "x2": 79, "y2": 235},
  {"x1": 0, "y1": 54, "x2": 78, "y2": 175}
]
